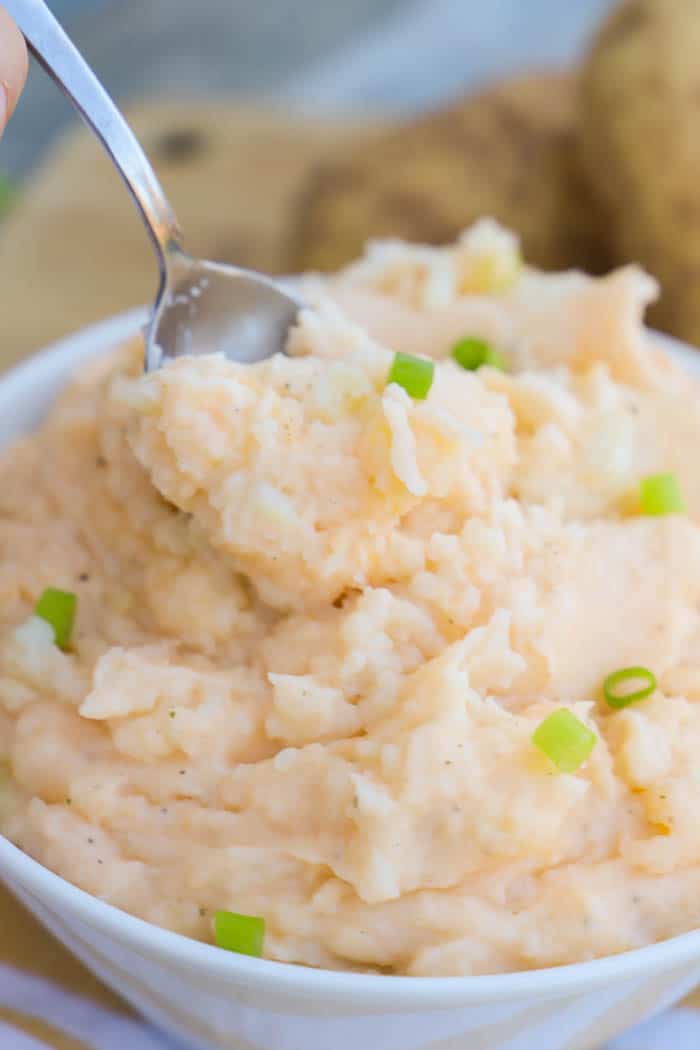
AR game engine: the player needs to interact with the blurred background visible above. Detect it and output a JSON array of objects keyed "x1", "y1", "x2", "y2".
[
  {"x1": 3, "y1": 0, "x2": 698, "y2": 362},
  {"x1": 4, "y1": 0, "x2": 617, "y2": 177}
]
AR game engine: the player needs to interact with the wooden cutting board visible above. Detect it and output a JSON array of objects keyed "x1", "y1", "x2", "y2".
[{"x1": 0, "y1": 101, "x2": 379, "y2": 367}]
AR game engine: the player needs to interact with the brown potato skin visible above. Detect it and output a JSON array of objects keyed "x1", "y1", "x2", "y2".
[
  {"x1": 290, "y1": 72, "x2": 610, "y2": 277},
  {"x1": 580, "y1": 0, "x2": 700, "y2": 346}
]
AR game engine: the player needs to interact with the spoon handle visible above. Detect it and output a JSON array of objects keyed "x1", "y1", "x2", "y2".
[{"x1": 4, "y1": 0, "x2": 182, "y2": 261}]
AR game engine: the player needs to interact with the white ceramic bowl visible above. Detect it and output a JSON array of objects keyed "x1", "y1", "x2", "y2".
[{"x1": 3, "y1": 311, "x2": 700, "y2": 1050}]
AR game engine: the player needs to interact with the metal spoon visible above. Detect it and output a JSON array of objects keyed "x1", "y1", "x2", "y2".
[{"x1": 5, "y1": 0, "x2": 301, "y2": 371}]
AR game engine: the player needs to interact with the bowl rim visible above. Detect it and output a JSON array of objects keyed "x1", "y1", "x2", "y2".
[{"x1": 2, "y1": 308, "x2": 700, "y2": 1008}]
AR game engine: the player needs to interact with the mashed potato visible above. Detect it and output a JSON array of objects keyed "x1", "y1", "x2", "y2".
[{"x1": 3, "y1": 220, "x2": 700, "y2": 975}]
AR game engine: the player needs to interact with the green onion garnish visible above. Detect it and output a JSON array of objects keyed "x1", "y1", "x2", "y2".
[
  {"x1": 0, "y1": 175, "x2": 18, "y2": 219},
  {"x1": 35, "y1": 588, "x2": 77, "y2": 650},
  {"x1": 603, "y1": 666, "x2": 657, "y2": 709},
  {"x1": 532, "y1": 709, "x2": 596, "y2": 773},
  {"x1": 451, "y1": 336, "x2": 505, "y2": 372},
  {"x1": 639, "y1": 473, "x2": 686, "y2": 516},
  {"x1": 386, "y1": 352, "x2": 434, "y2": 400},
  {"x1": 214, "y1": 911, "x2": 265, "y2": 957}
]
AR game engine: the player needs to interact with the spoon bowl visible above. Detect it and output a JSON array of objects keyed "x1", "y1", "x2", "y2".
[
  {"x1": 146, "y1": 248, "x2": 301, "y2": 371},
  {"x1": 6, "y1": 0, "x2": 301, "y2": 371}
]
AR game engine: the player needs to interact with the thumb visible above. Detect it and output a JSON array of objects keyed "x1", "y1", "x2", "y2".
[{"x1": 0, "y1": 5, "x2": 28, "y2": 136}]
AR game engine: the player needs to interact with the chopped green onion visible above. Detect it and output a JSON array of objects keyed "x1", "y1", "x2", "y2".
[
  {"x1": 603, "y1": 666, "x2": 657, "y2": 709},
  {"x1": 214, "y1": 910, "x2": 265, "y2": 957},
  {"x1": 387, "y1": 352, "x2": 434, "y2": 400},
  {"x1": 532, "y1": 709, "x2": 596, "y2": 773},
  {"x1": 451, "y1": 336, "x2": 505, "y2": 372},
  {"x1": 639, "y1": 473, "x2": 686, "y2": 516},
  {"x1": 0, "y1": 174, "x2": 18, "y2": 218},
  {"x1": 35, "y1": 588, "x2": 77, "y2": 650}
]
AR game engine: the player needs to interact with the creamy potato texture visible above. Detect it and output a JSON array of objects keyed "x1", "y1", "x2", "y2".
[{"x1": 4, "y1": 221, "x2": 700, "y2": 975}]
